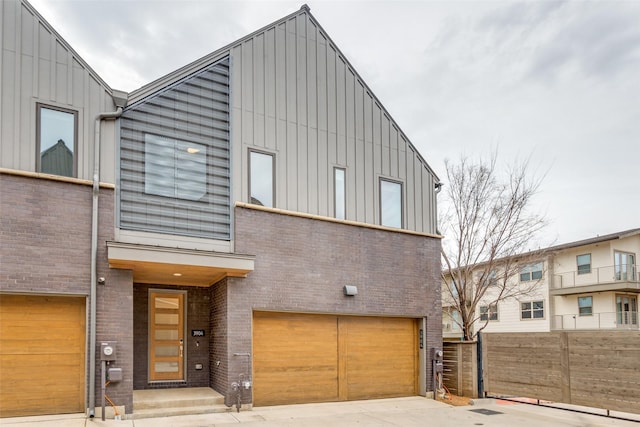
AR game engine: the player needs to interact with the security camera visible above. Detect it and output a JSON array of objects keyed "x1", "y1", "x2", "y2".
[{"x1": 97, "y1": 277, "x2": 106, "y2": 285}]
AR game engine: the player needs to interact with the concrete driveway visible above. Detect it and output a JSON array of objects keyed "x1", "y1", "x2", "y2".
[{"x1": 1, "y1": 397, "x2": 637, "y2": 427}]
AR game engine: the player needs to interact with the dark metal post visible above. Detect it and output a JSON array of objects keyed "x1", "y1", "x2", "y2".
[
  {"x1": 101, "y1": 360, "x2": 106, "y2": 421},
  {"x1": 477, "y1": 332, "x2": 484, "y2": 397}
]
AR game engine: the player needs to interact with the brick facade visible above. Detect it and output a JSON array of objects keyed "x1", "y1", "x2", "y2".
[
  {"x1": 1, "y1": 173, "x2": 441, "y2": 412},
  {"x1": 0, "y1": 173, "x2": 134, "y2": 413},
  {"x1": 132, "y1": 284, "x2": 211, "y2": 390},
  {"x1": 209, "y1": 278, "x2": 229, "y2": 397},
  {"x1": 219, "y1": 206, "x2": 442, "y2": 399}
]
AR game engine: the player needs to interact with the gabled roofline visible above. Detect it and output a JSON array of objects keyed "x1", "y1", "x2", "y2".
[
  {"x1": 442, "y1": 227, "x2": 640, "y2": 275},
  {"x1": 126, "y1": 4, "x2": 440, "y2": 181},
  {"x1": 22, "y1": 0, "x2": 113, "y2": 94},
  {"x1": 545, "y1": 227, "x2": 640, "y2": 252},
  {"x1": 304, "y1": 7, "x2": 440, "y2": 181},
  {"x1": 126, "y1": 5, "x2": 308, "y2": 106}
]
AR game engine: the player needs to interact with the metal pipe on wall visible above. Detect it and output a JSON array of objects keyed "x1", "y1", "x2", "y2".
[{"x1": 89, "y1": 91, "x2": 126, "y2": 417}]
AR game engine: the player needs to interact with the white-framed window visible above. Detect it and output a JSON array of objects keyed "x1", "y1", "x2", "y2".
[
  {"x1": 452, "y1": 310, "x2": 461, "y2": 330},
  {"x1": 521, "y1": 300, "x2": 544, "y2": 319},
  {"x1": 578, "y1": 296, "x2": 593, "y2": 316},
  {"x1": 577, "y1": 254, "x2": 591, "y2": 275},
  {"x1": 479, "y1": 269, "x2": 498, "y2": 286},
  {"x1": 249, "y1": 150, "x2": 274, "y2": 207},
  {"x1": 380, "y1": 178, "x2": 403, "y2": 228},
  {"x1": 520, "y1": 262, "x2": 543, "y2": 282},
  {"x1": 614, "y1": 251, "x2": 636, "y2": 281},
  {"x1": 480, "y1": 303, "x2": 498, "y2": 321},
  {"x1": 144, "y1": 134, "x2": 207, "y2": 201},
  {"x1": 449, "y1": 278, "x2": 460, "y2": 300},
  {"x1": 37, "y1": 104, "x2": 78, "y2": 177},
  {"x1": 334, "y1": 167, "x2": 346, "y2": 220}
]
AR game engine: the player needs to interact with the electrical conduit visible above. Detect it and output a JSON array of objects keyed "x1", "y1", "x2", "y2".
[{"x1": 89, "y1": 92, "x2": 126, "y2": 417}]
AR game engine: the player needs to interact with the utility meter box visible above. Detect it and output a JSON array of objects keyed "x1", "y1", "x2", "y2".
[
  {"x1": 100, "y1": 341, "x2": 117, "y2": 361},
  {"x1": 107, "y1": 367, "x2": 123, "y2": 382},
  {"x1": 432, "y1": 348, "x2": 444, "y2": 373}
]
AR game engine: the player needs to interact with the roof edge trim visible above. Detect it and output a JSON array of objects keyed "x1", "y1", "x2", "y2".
[{"x1": 22, "y1": 0, "x2": 113, "y2": 93}]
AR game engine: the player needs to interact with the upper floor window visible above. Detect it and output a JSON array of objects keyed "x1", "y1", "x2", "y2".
[
  {"x1": 521, "y1": 300, "x2": 544, "y2": 319},
  {"x1": 578, "y1": 296, "x2": 593, "y2": 316},
  {"x1": 614, "y1": 251, "x2": 636, "y2": 281},
  {"x1": 145, "y1": 134, "x2": 207, "y2": 201},
  {"x1": 334, "y1": 167, "x2": 346, "y2": 220},
  {"x1": 520, "y1": 262, "x2": 543, "y2": 282},
  {"x1": 380, "y1": 178, "x2": 403, "y2": 228},
  {"x1": 37, "y1": 104, "x2": 77, "y2": 177},
  {"x1": 249, "y1": 150, "x2": 274, "y2": 207},
  {"x1": 576, "y1": 254, "x2": 591, "y2": 275},
  {"x1": 480, "y1": 303, "x2": 498, "y2": 321},
  {"x1": 478, "y1": 269, "x2": 498, "y2": 287}
]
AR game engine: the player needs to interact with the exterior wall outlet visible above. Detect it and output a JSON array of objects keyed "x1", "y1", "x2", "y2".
[{"x1": 195, "y1": 363, "x2": 203, "y2": 370}]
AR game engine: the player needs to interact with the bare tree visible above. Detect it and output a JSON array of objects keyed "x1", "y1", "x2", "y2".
[{"x1": 440, "y1": 151, "x2": 548, "y2": 341}]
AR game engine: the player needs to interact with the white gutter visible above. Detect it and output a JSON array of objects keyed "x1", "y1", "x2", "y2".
[{"x1": 89, "y1": 91, "x2": 127, "y2": 418}]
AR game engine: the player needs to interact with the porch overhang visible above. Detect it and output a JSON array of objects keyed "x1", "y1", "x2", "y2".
[{"x1": 107, "y1": 241, "x2": 255, "y2": 286}]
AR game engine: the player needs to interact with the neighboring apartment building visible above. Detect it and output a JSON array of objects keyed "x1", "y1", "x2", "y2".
[
  {"x1": 443, "y1": 229, "x2": 640, "y2": 340},
  {"x1": 0, "y1": 0, "x2": 443, "y2": 419}
]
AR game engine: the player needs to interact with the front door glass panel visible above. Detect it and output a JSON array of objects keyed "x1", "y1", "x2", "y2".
[{"x1": 149, "y1": 292, "x2": 184, "y2": 381}]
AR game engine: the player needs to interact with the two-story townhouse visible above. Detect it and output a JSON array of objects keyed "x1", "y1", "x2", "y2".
[
  {"x1": 442, "y1": 228, "x2": 639, "y2": 340},
  {"x1": 550, "y1": 229, "x2": 639, "y2": 330},
  {"x1": 442, "y1": 259, "x2": 551, "y2": 340},
  {"x1": 0, "y1": 0, "x2": 443, "y2": 419}
]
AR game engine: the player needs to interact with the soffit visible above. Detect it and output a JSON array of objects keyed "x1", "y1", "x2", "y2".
[{"x1": 107, "y1": 241, "x2": 254, "y2": 287}]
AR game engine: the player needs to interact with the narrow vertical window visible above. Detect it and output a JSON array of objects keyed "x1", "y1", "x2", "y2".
[
  {"x1": 37, "y1": 104, "x2": 77, "y2": 177},
  {"x1": 249, "y1": 151, "x2": 274, "y2": 207},
  {"x1": 334, "y1": 167, "x2": 346, "y2": 220},
  {"x1": 380, "y1": 179, "x2": 402, "y2": 228}
]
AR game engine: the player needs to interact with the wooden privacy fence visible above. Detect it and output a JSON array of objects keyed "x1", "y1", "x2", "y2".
[
  {"x1": 482, "y1": 331, "x2": 640, "y2": 414},
  {"x1": 442, "y1": 341, "x2": 478, "y2": 398}
]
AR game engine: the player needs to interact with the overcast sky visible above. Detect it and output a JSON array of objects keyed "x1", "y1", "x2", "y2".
[{"x1": 30, "y1": 0, "x2": 640, "y2": 247}]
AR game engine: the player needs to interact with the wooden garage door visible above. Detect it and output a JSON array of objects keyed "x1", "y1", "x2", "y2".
[
  {"x1": 253, "y1": 312, "x2": 418, "y2": 406},
  {"x1": 0, "y1": 295, "x2": 86, "y2": 417}
]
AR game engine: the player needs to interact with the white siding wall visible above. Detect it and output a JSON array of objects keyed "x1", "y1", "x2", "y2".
[
  {"x1": 554, "y1": 293, "x2": 618, "y2": 329},
  {"x1": 0, "y1": 0, "x2": 116, "y2": 182},
  {"x1": 229, "y1": 11, "x2": 438, "y2": 234},
  {"x1": 554, "y1": 244, "x2": 613, "y2": 287},
  {"x1": 476, "y1": 266, "x2": 551, "y2": 333}
]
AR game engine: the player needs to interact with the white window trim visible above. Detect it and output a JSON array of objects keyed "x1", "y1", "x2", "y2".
[{"x1": 520, "y1": 300, "x2": 545, "y2": 320}]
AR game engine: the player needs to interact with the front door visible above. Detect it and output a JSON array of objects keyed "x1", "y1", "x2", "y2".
[
  {"x1": 616, "y1": 294, "x2": 637, "y2": 327},
  {"x1": 149, "y1": 291, "x2": 185, "y2": 381}
]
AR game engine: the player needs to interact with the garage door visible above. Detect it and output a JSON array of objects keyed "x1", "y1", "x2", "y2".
[
  {"x1": 0, "y1": 294, "x2": 86, "y2": 417},
  {"x1": 253, "y1": 312, "x2": 418, "y2": 406}
]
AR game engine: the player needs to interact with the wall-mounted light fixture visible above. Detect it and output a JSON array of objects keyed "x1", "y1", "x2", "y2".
[{"x1": 343, "y1": 285, "x2": 358, "y2": 296}]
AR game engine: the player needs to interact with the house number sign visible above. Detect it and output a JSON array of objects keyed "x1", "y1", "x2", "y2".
[{"x1": 191, "y1": 330, "x2": 205, "y2": 337}]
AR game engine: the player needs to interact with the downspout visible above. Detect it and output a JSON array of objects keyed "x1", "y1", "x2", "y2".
[{"x1": 89, "y1": 92, "x2": 127, "y2": 418}]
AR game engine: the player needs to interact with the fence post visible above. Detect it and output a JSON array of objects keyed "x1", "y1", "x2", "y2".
[
  {"x1": 457, "y1": 342, "x2": 463, "y2": 394},
  {"x1": 559, "y1": 332, "x2": 572, "y2": 403},
  {"x1": 477, "y1": 332, "x2": 484, "y2": 397}
]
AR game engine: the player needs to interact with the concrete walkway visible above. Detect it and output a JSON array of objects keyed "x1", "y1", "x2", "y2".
[{"x1": 1, "y1": 397, "x2": 637, "y2": 427}]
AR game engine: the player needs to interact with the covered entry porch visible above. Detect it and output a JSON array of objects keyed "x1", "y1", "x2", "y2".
[{"x1": 107, "y1": 241, "x2": 254, "y2": 415}]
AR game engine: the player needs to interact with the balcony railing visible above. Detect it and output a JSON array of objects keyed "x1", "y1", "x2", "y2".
[
  {"x1": 552, "y1": 264, "x2": 639, "y2": 290},
  {"x1": 552, "y1": 311, "x2": 639, "y2": 330}
]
